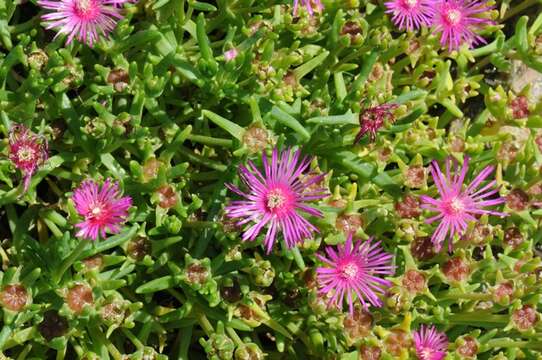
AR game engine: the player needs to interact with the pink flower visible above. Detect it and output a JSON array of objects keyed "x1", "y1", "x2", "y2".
[
  {"x1": 224, "y1": 48, "x2": 238, "y2": 62},
  {"x1": 385, "y1": 0, "x2": 434, "y2": 31},
  {"x1": 431, "y1": 0, "x2": 493, "y2": 51},
  {"x1": 316, "y1": 234, "x2": 395, "y2": 314},
  {"x1": 37, "y1": 0, "x2": 132, "y2": 47},
  {"x1": 8, "y1": 124, "x2": 49, "y2": 192},
  {"x1": 225, "y1": 148, "x2": 328, "y2": 254},
  {"x1": 72, "y1": 179, "x2": 132, "y2": 240},
  {"x1": 355, "y1": 103, "x2": 399, "y2": 143},
  {"x1": 420, "y1": 157, "x2": 506, "y2": 251},
  {"x1": 293, "y1": 0, "x2": 324, "y2": 16},
  {"x1": 413, "y1": 325, "x2": 448, "y2": 360}
]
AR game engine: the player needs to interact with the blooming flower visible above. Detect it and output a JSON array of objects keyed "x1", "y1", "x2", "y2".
[
  {"x1": 8, "y1": 124, "x2": 49, "y2": 192},
  {"x1": 37, "y1": 0, "x2": 131, "y2": 47},
  {"x1": 293, "y1": 0, "x2": 324, "y2": 16},
  {"x1": 420, "y1": 157, "x2": 506, "y2": 251},
  {"x1": 224, "y1": 48, "x2": 238, "y2": 62},
  {"x1": 385, "y1": 0, "x2": 434, "y2": 31},
  {"x1": 73, "y1": 179, "x2": 132, "y2": 240},
  {"x1": 413, "y1": 325, "x2": 448, "y2": 360},
  {"x1": 355, "y1": 103, "x2": 399, "y2": 143},
  {"x1": 315, "y1": 234, "x2": 395, "y2": 314},
  {"x1": 225, "y1": 148, "x2": 328, "y2": 254},
  {"x1": 431, "y1": 0, "x2": 493, "y2": 51}
]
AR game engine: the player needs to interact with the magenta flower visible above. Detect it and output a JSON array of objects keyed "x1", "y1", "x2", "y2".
[
  {"x1": 431, "y1": 0, "x2": 493, "y2": 51},
  {"x1": 413, "y1": 325, "x2": 448, "y2": 360},
  {"x1": 315, "y1": 234, "x2": 395, "y2": 314},
  {"x1": 225, "y1": 148, "x2": 328, "y2": 254},
  {"x1": 8, "y1": 124, "x2": 49, "y2": 192},
  {"x1": 293, "y1": 0, "x2": 324, "y2": 16},
  {"x1": 37, "y1": 0, "x2": 131, "y2": 47},
  {"x1": 224, "y1": 48, "x2": 238, "y2": 62},
  {"x1": 72, "y1": 179, "x2": 132, "y2": 240},
  {"x1": 355, "y1": 103, "x2": 399, "y2": 143},
  {"x1": 420, "y1": 157, "x2": 507, "y2": 252},
  {"x1": 385, "y1": 0, "x2": 434, "y2": 31}
]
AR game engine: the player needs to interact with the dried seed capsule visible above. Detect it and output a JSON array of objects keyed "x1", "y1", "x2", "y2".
[
  {"x1": 0, "y1": 284, "x2": 28, "y2": 312},
  {"x1": 67, "y1": 284, "x2": 94, "y2": 314},
  {"x1": 359, "y1": 345, "x2": 381, "y2": 360},
  {"x1": 107, "y1": 69, "x2": 130, "y2": 92},
  {"x1": 242, "y1": 126, "x2": 270, "y2": 154},
  {"x1": 344, "y1": 308, "x2": 373, "y2": 339},
  {"x1": 402, "y1": 269, "x2": 425, "y2": 294},
  {"x1": 493, "y1": 282, "x2": 514, "y2": 303},
  {"x1": 82, "y1": 255, "x2": 103, "y2": 270},
  {"x1": 234, "y1": 343, "x2": 264, "y2": 360},
  {"x1": 385, "y1": 329, "x2": 411, "y2": 357},
  {"x1": 510, "y1": 96, "x2": 529, "y2": 119},
  {"x1": 142, "y1": 158, "x2": 161, "y2": 182},
  {"x1": 126, "y1": 237, "x2": 152, "y2": 261},
  {"x1": 404, "y1": 165, "x2": 425, "y2": 188},
  {"x1": 410, "y1": 236, "x2": 436, "y2": 261},
  {"x1": 506, "y1": 189, "x2": 529, "y2": 211},
  {"x1": 512, "y1": 305, "x2": 538, "y2": 331},
  {"x1": 456, "y1": 336, "x2": 478, "y2": 358},
  {"x1": 443, "y1": 257, "x2": 470, "y2": 282},
  {"x1": 503, "y1": 227, "x2": 523, "y2": 248},
  {"x1": 156, "y1": 185, "x2": 178, "y2": 209},
  {"x1": 336, "y1": 213, "x2": 363, "y2": 234},
  {"x1": 395, "y1": 195, "x2": 421, "y2": 218}
]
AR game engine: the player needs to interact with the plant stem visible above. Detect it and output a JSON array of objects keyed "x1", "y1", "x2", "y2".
[
  {"x1": 502, "y1": 0, "x2": 540, "y2": 21},
  {"x1": 53, "y1": 240, "x2": 89, "y2": 284}
]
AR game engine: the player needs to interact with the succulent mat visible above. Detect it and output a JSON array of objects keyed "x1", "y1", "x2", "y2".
[{"x1": 1, "y1": 0, "x2": 542, "y2": 359}]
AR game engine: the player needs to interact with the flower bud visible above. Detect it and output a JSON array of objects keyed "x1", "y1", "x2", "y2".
[
  {"x1": 202, "y1": 334, "x2": 235, "y2": 360},
  {"x1": 344, "y1": 308, "x2": 372, "y2": 340},
  {"x1": 126, "y1": 236, "x2": 152, "y2": 261},
  {"x1": 67, "y1": 284, "x2": 93, "y2": 314},
  {"x1": 156, "y1": 185, "x2": 178, "y2": 209},
  {"x1": 234, "y1": 343, "x2": 264, "y2": 360},
  {"x1": 28, "y1": 49, "x2": 49, "y2": 70},
  {"x1": 493, "y1": 282, "x2": 514, "y2": 304},
  {"x1": 0, "y1": 284, "x2": 28, "y2": 312},
  {"x1": 249, "y1": 259, "x2": 275, "y2": 287},
  {"x1": 384, "y1": 329, "x2": 411, "y2": 357},
  {"x1": 82, "y1": 255, "x2": 103, "y2": 270},
  {"x1": 100, "y1": 301, "x2": 125, "y2": 325}
]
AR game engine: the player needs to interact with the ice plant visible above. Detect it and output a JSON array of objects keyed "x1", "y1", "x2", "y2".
[
  {"x1": 355, "y1": 103, "x2": 399, "y2": 143},
  {"x1": 431, "y1": 0, "x2": 493, "y2": 51},
  {"x1": 293, "y1": 0, "x2": 324, "y2": 16},
  {"x1": 420, "y1": 157, "x2": 506, "y2": 251},
  {"x1": 224, "y1": 48, "x2": 238, "y2": 62},
  {"x1": 413, "y1": 325, "x2": 448, "y2": 360},
  {"x1": 315, "y1": 234, "x2": 395, "y2": 314},
  {"x1": 72, "y1": 179, "x2": 132, "y2": 240},
  {"x1": 225, "y1": 148, "x2": 328, "y2": 254},
  {"x1": 385, "y1": 0, "x2": 434, "y2": 31},
  {"x1": 37, "y1": 0, "x2": 130, "y2": 47},
  {"x1": 8, "y1": 124, "x2": 49, "y2": 192}
]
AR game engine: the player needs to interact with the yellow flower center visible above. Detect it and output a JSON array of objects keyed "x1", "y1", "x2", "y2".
[
  {"x1": 267, "y1": 189, "x2": 286, "y2": 210},
  {"x1": 17, "y1": 146, "x2": 35, "y2": 162}
]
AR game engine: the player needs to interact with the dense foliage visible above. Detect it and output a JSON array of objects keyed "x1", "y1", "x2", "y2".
[{"x1": 1, "y1": 0, "x2": 542, "y2": 358}]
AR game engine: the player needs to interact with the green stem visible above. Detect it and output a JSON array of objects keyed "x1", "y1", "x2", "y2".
[
  {"x1": 196, "y1": 310, "x2": 214, "y2": 336},
  {"x1": 447, "y1": 313, "x2": 508, "y2": 326},
  {"x1": 487, "y1": 338, "x2": 542, "y2": 350},
  {"x1": 121, "y1": 328, "x2": 144, "y2": 350},
  {"x1": 53, "y1": 240, "x2": 89, "y2": 284},
  {"x1": 225, "y1": 327, "x2": 244, "y2": 347},
  {"x1": 436, "y1": 292, "x2": 492, "y2": 301},
  {"x1": 502, "y1": 0, "x2": 539, "y2": 21}
]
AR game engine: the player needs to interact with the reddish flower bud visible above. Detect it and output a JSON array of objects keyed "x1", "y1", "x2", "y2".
[
  {"x1": 336, "y1": 213, "x2": 363, "y2": 234},
  {"x1": 443, "y1": 257, "x2": 470, "y2": 282},
  {"x1": 402, "y1": 269, "x2": 425, "y2": 294},
  {"x1": 156, "y1": 185, "x2": 178, "y2": 209},
  {"x1": 344, "y1": 308, "x2": 373, "y2": 339},
  {"x1": 506, "y1": 189, "x2": 529, "y2": 211},
  {"x1": 395, "y1": 195, "x2": 421, "y2": 218},
  {"x1": 67, "y1": 284, "x2": 93, "y2": 314},
  {"x1": 341, "y1": 21, "x2": 362, "y2": 39},
  {"x1": 404, "y1": 165, "x2": 425, "y2": 188},
  {"x1": 359, "y1": 345, "x2": 381, "y2": 360},
  {"x1": 0, "y1": 284, "x2": 28, "y2": 312},
  {"x1": 410, "y1": 236, "x2": 436, "y2": 261},
  {"x1": 456, "y1": 336, "x2": 478, "y2": 358},
  {"x1": 510, "y1": 96, "x2": 529, "y2": 119},
  {"x1": 512, "y1": 305, "x2": 538, "y2": 331},
  {"x1": 186, "y1": 263, "x2": 209, "y2": 285},
  {"x1": 503, "y1": 227, "x2": 523, "y2": 248}
]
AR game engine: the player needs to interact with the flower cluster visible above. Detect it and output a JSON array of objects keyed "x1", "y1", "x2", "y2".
[{"x1": 385, "y1": 0, "x2": 493, "y2": 50}]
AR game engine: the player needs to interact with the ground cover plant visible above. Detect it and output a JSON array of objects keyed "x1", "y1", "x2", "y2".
[{"x1": 1, "y1": 0, "x2": 542, "y2": 358}]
